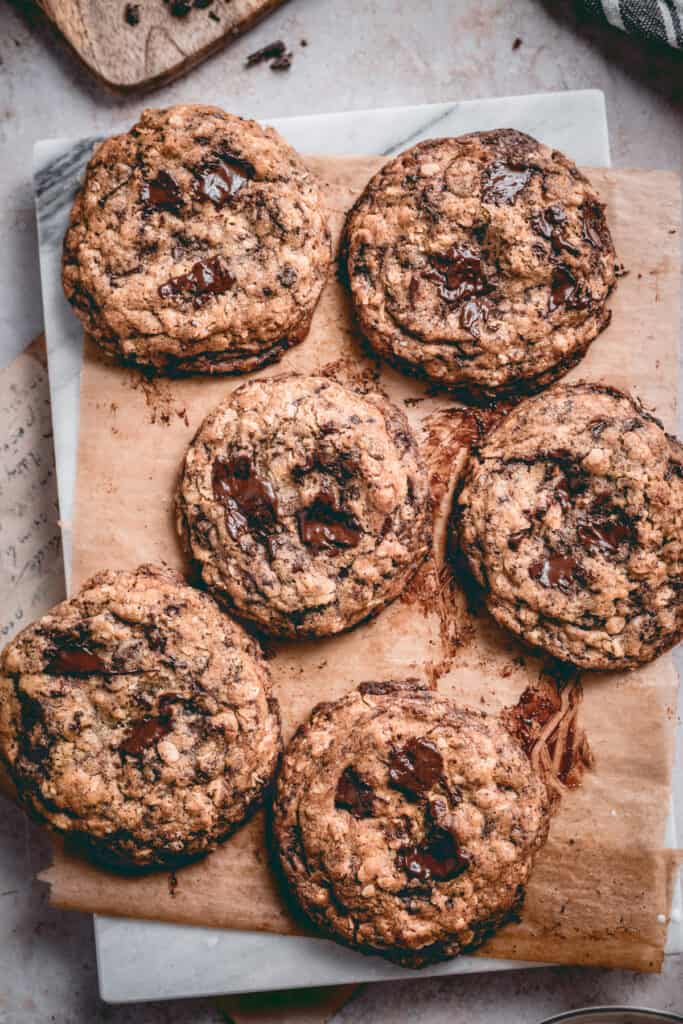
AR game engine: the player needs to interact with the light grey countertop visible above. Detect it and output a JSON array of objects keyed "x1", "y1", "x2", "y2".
[{"x1": 1, "y1": 0, "x2": 682, "y2": 1021}]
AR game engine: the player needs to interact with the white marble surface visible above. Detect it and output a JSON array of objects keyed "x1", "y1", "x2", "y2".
[
  {"x1": 34, "y1": 89, "x2": 633, "y2": 1005},
  {"x1": 1, "y1": 0, "x2": 683, "y2": 1020},
  {"x1": 32, "y1": 89, "x2": 610, "y2": 592}
]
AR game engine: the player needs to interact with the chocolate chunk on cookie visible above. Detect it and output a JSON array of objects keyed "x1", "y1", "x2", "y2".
[
  {"x1": 0, "y1": 565, "x2": 281, "y2": 868},
  {"x1": 455, "y1": 382, "x2": 683, "y2": 669},
  {"x1": 62, "y1": 105, "x2": 331, "y2": 375},
  {"x1": 177, "y1": 375, "x2": 432, "y2": 638},
  {"x1": 273, "y1": 681, "x2": 550, "y2": 966},
  {"x1": 344, "y1": 130, "x2": 617, "y2": 397}
]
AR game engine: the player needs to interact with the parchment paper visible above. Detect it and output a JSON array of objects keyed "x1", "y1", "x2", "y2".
[{"x1": 41, "y1": 160, "x2": 682, "y2": 972}]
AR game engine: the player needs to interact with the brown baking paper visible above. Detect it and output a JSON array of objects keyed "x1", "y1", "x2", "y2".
[{"x1": 39, "y1": 160, "x2": 682, "y2": 972}]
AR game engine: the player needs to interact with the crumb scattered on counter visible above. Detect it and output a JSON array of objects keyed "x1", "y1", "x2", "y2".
[
  {"x1": 271, "y1": 51, "x2": 292, "y2": 70},
  {"x1": 512, "y1": 36, "x2": 522, "y2": 49},
  {"x1": 246, "y1": 39, "x2": 293, "y2": 70}
]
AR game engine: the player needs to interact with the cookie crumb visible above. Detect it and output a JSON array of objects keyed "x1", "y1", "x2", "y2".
[
  {"x1": 124, "y1": 3, "x2": 140, "y2": 25},
  {"x1": 246, "y1": 39, "x2": 286, "y2": 66},
  {"x1": 512, "y1": 37, "x2": 522, "y2": 50},
  {"x1": 271, "y1": 52, "x2": 293, "y2": 71},
  {"x1": 245, "y1": 39, "x2": 293, "y2": 70}
]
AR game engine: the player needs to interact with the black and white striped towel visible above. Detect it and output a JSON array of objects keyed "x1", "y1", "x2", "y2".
[{"x1": 582, "y1": 0, "x2": 683, "y2": 47}]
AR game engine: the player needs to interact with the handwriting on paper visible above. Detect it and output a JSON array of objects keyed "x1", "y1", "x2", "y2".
[{"x1": 0, "y1": 346, "x2": 64, "y2": 646}]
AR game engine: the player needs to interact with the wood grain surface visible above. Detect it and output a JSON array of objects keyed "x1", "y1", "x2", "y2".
[{"x1": 35, "y1": 0, "x2": 287, "y2": 91}]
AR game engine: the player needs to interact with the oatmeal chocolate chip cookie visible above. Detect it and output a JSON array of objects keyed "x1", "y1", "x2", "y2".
[
  {"x1": 177, "y1": 374, "x2": 432, "y2": 638},
  {"x1": 0, "y1": 565, "x2": 281, "y2": 869},
  {"x1": 455, "y1": 383, "x2": 683, "y2": 669},
  {"x1": 344, "y1": 130, "x2": 617, "y2": 396},
  {"x1": 273, "y1": 681, "x2": 550, "y2": 966},
  {"x1": 62, "y1": 105, "x2": 331, "y2": 374}
]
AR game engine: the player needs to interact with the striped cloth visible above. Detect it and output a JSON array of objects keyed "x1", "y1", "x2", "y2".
[{"x1": 582, "y1": 0, "x2": 683, "y2": 47}]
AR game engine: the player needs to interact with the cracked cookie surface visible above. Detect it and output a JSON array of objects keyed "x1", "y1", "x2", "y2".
[
  {"x1": 63, "y1": 105, "x2": 331, "y2": 374},
  {"x1": 0, "y1": 564, "x2": 281, "y2": 868},
  {"x1": 177, "y1": 374, "x2": 432, "y2": 638},
  {"x1": 455, "y1": 383, "x2": 683, "y2": 669},
  {"x1": 272, "y1": 681, "x2": 550, "y2": 966},
  {"x1": 344, "y1": 130, "x2": 616, "y2": 396}
]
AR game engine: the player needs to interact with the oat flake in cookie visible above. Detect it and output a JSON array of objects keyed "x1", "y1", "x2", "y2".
[
  {"x1": 273, "y1": 681, "x2": 550, "y2": 966},
  {"x1": 344, "y1": 130, "x2": 617, "y2": 397},
  {"x1": 455, "y1": 383, "x2": 683, "y2": 670},
  {"x1": 0, "y1": 565, "x2": 281, "y2": 869},
  {"x1": 62, "y1": 105, "x2": 331, "y2": 374},
  {"x1": 177, "y1": 375, "x2": 432, "y2": 638}
]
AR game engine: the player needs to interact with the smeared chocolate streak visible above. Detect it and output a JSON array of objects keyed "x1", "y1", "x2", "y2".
[{"x1": 503, "y1": 666, "x2": 594, "y2": 807}]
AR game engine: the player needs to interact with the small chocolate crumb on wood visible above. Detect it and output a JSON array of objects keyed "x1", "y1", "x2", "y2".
[
  {"x1": 124, "y1": 3, "x2": 140, "y2": 26},
  {"x1": 512, "y1": 37, "x2": 522, "y2": 50},
  {"x1": 165, "y1": 0, "x2": 192, "y2": 15},
  {"x1": 164, "y1": 0, "x2": 214, "y2": 15},
  {"x1": 246, "y1": 39, "x2": 286, "y2": 66}
]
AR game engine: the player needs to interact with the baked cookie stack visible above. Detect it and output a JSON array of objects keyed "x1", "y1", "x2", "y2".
[{"x1": 1, "y1": 105, "x2": 680, "y2": 969}]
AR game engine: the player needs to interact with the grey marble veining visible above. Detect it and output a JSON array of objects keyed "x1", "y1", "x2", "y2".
[{"x1": 31, "y1": 89, "x2": 680, "y2": 1005}]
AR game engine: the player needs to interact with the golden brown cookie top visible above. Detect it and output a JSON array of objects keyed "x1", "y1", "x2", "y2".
[
  {"x1": 177, "y1": 374, "x2": 432, "y2": 637},
  {"x1": 345, "y1": 130, "x2": 617, "y2": 396},
  {"x1": 62, "y1": 105, "x2": 331, "y2": 374},
  {"x1": 455, "y1": 382, "x2": 683, "y2": 669},
  {"x1": 0, "y1": 564, "x2": 281, "y2": 868},
  {"x1": 273, "y1": 681, "x2": 550, "y2": 966}
]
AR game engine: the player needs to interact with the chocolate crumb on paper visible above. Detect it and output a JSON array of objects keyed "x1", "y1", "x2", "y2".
[{"x1": 127, "y1": 369, "x2": 190, "y2": 428}]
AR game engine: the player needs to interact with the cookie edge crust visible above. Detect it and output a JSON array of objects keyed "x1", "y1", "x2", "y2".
[
  {"x1": 271, "y1": 681, "x2": 549, "y2": 967},
  {"x1": 61, "y1": 106, "x2": 332, "y2": 376},
  {"x1": 175, "y1": 376, "x2": 433, "y2": 639},
  {"x1": 452, "y1": 381, "x2": 683, "y2": 671},
  {"x1": 0, "y1": 563, "x2": 283, "y2": 870}
]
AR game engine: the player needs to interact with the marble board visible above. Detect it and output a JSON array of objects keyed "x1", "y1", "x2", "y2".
[{"x1": 32, "y1": 91, "x2": 682, "y2": 1004}]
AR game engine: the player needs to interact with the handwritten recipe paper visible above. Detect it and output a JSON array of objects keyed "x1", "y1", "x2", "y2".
[
  {"x1": 0, "y1": 337, "x2": 64, "y2": 799},
  {"x1": 39, "y1": 161, "x2": 683, "y2": 972}
]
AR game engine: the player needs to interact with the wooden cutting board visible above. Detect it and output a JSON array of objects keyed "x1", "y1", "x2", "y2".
[{"x1": 36, "y1": 0, "x2": 287, "y2": 91}]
